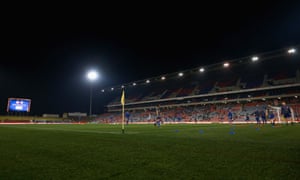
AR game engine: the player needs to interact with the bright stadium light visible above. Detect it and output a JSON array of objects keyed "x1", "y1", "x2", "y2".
[
  {"x1": 287, "y1": 48, "x2": 296, "y2": 54},
  {"x1": 101, "y1": 89, "x2": 105, "y2": 92},
  {"x1": 86, "y1": 70, "x2": 99, "y2": 117},
  {"x1": 252, "y1": 56, "x2": 259, "y2": 61},
  {"x1": 87, "y1": 70, "x2": 98, "y2": 82},
  {"x1": 178, "y1": 72, "x2": 184, "y2": 77},
  {"x1": 199, "y1": 68, "x2": 205, "y2": 72},
  {"x1": 146, "y1": 80, "x2": 150, "y2": 83},
  {"x1": 161, "y1": 76, "x2": 166, "y2": 80},
  {"x1": 121, "y1": 85, "x2": 125, "y2": 88},
  {"x1": 133, "y1": 82, "x2": 137, "y2": 86},
  {"x1": 223, "y1": 62, "x2": 230, "y2": 67},
  {"x1": 111, "y1": 87, "x2": 114, "y2": 91}
]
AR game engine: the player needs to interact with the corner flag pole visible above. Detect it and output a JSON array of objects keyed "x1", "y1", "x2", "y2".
[{"x1": 121, "y1": 88, "x2": 125, "y2": 134}]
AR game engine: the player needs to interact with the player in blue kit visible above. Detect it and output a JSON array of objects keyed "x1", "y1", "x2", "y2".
[
  {"x1": 261, "y1": 109, "x2": 267, "y2": 124},
  {"x1": 281, "y1": 102, "x2": 293, "y2": 125},
  {"x1": 245, "y1": 113, "x2": 250, "y2": 123},
  {"x1": 268, "y1": 109, "x2": 276, "y2": 126},
  {"x1": 228, "y1": 109, "x2": 233, "y2": 124},
  {"x1": 254, "y1": 109, "x2": 260, "y2": 125},
  {"x1": 125, "y1": 111, "x2": 131, "y2": 125}
]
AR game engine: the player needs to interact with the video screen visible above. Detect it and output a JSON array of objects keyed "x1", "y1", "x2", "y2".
[{"x1": 7, "y1": 98, "x2": 31, "y2": 112}]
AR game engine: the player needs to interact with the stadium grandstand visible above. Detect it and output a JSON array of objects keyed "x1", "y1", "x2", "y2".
[{"x1": 96, "y1": 47, "x2": 300, "y2": 124}]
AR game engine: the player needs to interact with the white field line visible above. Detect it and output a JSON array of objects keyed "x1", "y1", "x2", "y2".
[{"x1": 0, "y1": 126, "x2": 139, "y2": 134}]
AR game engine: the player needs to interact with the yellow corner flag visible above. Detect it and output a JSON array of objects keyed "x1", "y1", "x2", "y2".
[
  {"x1": 121, "y1": 89, "x2": 125, "y2": 105},
  {"x1": 121, "y1": 89, "x2": 125, "y2": 134}
]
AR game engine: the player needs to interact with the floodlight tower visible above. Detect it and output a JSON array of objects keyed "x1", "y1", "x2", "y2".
[{"x1": 86, "y1": 70, "x2": 98, "y2": 117}]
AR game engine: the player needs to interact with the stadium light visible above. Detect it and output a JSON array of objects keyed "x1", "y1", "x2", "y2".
[
  {"x1": 161, "y1": 76, "x2": 166, "y2": 80},
  {"x1": 133, "y1": 82, "x2": 137, "y2": 86},
  {"x1": 223, "y1": 62, "x2": 230, "y2": 67},
  {"x1": 111, "y1": 87, "x2": 114, "y2": 91},
  {"x1": 121, "y1": 85, "x2": 125, "y2": 88},
  {"x1": 199, "y1": 68, "x2": 205, "y2": 72},
  {"x1": 178, "y1": 72, "x2": 184, "y2": 77},
  {"x1": 87, "y1": 70, "x2": 98, "y2": 81},
  {"x1": 146, "y1": 80, "x2": 150, "y2": 83},
  {"x1": 101, "y1": 89, "x2": 105, "y2": 92},
  {"x1": 86, "y1": 70, "x2": 99, "y2": 117},
  {"x1": 287, "y1": 48, "x2": 296, "y2": 54},
  {"x1": 252, "y1": 56, "x2": 259, "y2": 62}
]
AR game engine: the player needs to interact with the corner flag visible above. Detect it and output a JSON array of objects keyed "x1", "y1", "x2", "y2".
[
  {"x1": 121, "y1": 89, "x2": 125, "y2": 105},
  {"x1": 121, "y1": 89, "x2": 125, "y2": 134}
]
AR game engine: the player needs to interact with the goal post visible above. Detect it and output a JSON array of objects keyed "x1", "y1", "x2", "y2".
[
  {"x1": 268, "y1": 105, "x2": 295, "y2": 124},
  {"x1": 268, "y1": 105, "x2": 282, "y2": 123}
]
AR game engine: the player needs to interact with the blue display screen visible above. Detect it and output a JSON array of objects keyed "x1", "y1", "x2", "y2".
[{"x1": 8, "y1": 99, "x2": 31, "y2": 112}]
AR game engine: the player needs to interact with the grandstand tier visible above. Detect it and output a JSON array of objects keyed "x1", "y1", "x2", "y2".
[{"x1": 96, "y1": 55, "x2": 300, "y2": 124}]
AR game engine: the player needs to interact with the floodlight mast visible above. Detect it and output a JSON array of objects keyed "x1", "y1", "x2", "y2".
[{"x1": 86, "y1": 70, "x2": 98, "y2": 117}]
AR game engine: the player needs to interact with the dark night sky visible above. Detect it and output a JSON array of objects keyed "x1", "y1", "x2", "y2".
[{"x1": 1, "y1": 2, "x2": 300, "y2": 115}]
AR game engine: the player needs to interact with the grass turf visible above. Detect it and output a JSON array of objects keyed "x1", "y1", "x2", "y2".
[{"x1": 0, "y1": 123, "x2": 299, "y2": 179}]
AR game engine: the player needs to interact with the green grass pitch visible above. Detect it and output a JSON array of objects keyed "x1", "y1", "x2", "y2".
[{"x1": 0, "y1": 124, "x2": 299, "y2": 179}]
